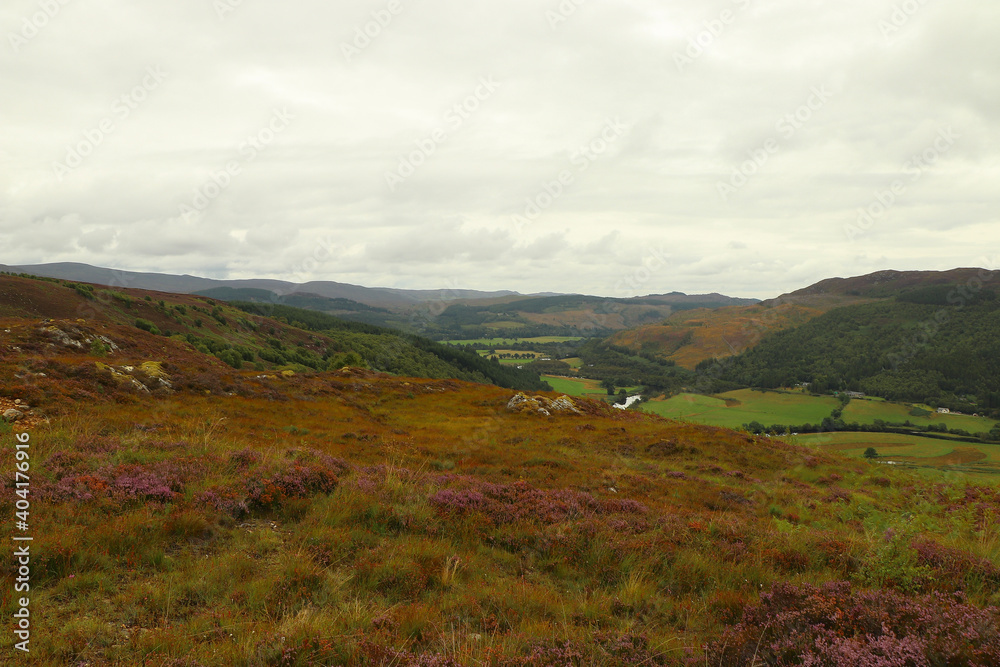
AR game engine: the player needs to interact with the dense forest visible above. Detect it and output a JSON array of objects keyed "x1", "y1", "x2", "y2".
[
  {"x1": 707, "y1": 285, "x2": 1000, "y2": 416},
  {"x1": 574, "y1": 339, "x2": 690, "y2": 394}
]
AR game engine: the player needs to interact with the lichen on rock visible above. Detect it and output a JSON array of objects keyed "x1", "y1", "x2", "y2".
[{"x1": 506, "y1": 393, "x2": 582, "y2": 416}]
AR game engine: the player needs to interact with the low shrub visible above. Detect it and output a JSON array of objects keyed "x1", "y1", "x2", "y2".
[{"x1": 705, "y1": 581, "x2": 1000, "y2": 666}]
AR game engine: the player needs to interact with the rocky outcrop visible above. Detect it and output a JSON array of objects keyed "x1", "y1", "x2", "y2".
[
  {"x1": 95, "y1": 361, "x2": 172, "y2": 392},
  {"x1": 506, "y1": 393, "x2": 583, "y2": 416},
  {"x1": 39, "y1": 323, "x2": 118, "y2": 353}
]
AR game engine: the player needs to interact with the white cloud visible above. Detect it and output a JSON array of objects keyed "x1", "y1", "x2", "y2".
[{"x1": 0, "y1": 0, "x2": 998, "y2": 299}]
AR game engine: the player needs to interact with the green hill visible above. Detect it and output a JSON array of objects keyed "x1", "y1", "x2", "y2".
[
  {"x1": 709, "y1": 280, "x2": 1000, "y2": 416},
  {"x1": 0, "y1": 272, "x2": 549, "y2": 392}
]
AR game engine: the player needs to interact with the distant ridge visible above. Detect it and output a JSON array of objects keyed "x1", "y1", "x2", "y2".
[
  {"x1": 0, "y1": 262, "x2": 522, "y2": 309},
  {"x1": 609, "y1": 267, "x2": 996, "y2": 369},
  {"x1": 0, "y1": 262, "x2": 757, "y2": 311},
  {"x1": 779, "y1": 268, "x2": 993, "y2": 300}
]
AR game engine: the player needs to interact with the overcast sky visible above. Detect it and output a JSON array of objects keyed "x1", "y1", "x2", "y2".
[{"x1": 1, "y1": 0, "x2": 998, "y2": 299}]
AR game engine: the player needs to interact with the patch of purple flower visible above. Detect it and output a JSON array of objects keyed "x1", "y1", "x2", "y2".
[
  {"x1": 521, "y1": 640, "x2": 586, "y2": 666},
  {"x1": 74, "y1": 435, "x2": 120, "y2": 454},
  {"x1": 911, "y1": 539, "x2": 1000, "y2": 587},
  {"x1": 703, "y1": 581, "x2": 1000, "y2": 666},
  {"x1": 44, "y1": 450, "x2": 90, "y2": 478},
  {"x1": 428, "y1": 480, "x2": 648, "y2": 528},
  {"x1": 45, "y1": 458, "x2": 205, "y2": 503},
  {"x1": 197, "y1": 488, "x2": 249, "y2": 517},
  {"x1": 228, "y1": 447, "x2": 260, "y2": 468},
  {"x1": 111, "y1": 466, "x2": 177, "y2": 502},
  {"x1": 287, "y1": 448, "x2": 351, "y2": 477},
  {"x1": 356, "y1": 640, "x2": 463, "y2": 666}
]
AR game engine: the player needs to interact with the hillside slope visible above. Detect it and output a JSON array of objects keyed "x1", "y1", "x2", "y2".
[
  {"x1": 4, "y1": 263, "x2": 757, "y2": 339},
  {"x1": 713, "y1": 277, "x2": 1000, "y2": 415},
  {"x1": 0, "y1": 262, "x2": 519, "y2": 308},
  {"x1": 1, "y1": 302, "x2": 999, "y2": 664},
  {"x1": 0, "y1": 273, "x2": 548, "y2": 392},
  {"x1": 609, "y1": 268, "x2": 993, "y2": 370}
]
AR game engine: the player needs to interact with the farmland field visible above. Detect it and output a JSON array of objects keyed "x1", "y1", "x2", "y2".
[
  {"x1": 542, "y1": 375, "x2": 641, "y2": 398},
  {"x1": 842, "y1": 398, "x2": 996, "y2": 434},
  {"x1": 543, "y1": 375, "x2": 605, "y2": 396},
  {"x1": 788, "y1": 431, "x2": 1000, "y2": 476},
  {"x1": 444, "y1": 336, "x2": 584, "y2": 346},
  {"x1": 642, "y1": 389, "x2": 840, "y2": 430}
]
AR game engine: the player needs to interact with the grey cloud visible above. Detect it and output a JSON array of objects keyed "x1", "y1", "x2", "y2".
[{"x1": 0, "y1": 0, "x2": 997, "y2": 299}]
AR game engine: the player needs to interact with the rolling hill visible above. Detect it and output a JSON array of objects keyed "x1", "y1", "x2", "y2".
[
  {"x1": 4, "y1": 263, "x2": 756, "y2": 340},
  {"x1": 608, "y1": 268, "x2": 994, "y2": 370},
  {"x1": 711, "y1": 272, "x2": 1000, "y2": 416},
  {"x1": 2, "y1": 282, "x2": 999, "y2": 664},
  {"x1": 0, "y1": 262, "x2": 521, "y2": 309},
  {"x1": 0, "y1": 272, "x2": 549, "y2": 392},
  {"x1": 0, "y1": 268, "x2": 1000, "y2": 667}
]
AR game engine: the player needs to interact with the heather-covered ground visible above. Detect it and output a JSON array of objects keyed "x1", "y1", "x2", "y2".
[{"x1": 2, "y1": 307, "x2": 999, "y2": 665}]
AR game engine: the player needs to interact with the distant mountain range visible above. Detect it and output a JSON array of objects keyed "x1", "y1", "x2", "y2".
[
  {"x1": 0, "y1": 262, "x2": 521, "y2": 308},
  {"x1": 0, "y1": 262, "x2": 758, "y2": 338}
]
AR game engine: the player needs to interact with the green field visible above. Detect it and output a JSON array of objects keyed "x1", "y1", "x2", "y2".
[
  {"x1": 444, "y1": 336, "x2": 584, "y2": 346},
  {"x1": 543, "y1": 375, "x2": 605, "y2": 397},
  {"x1": 642, "y1": 389, "x2": 840, "y2": 430},
  {"x1": 788, "y1": 431, "x2": 1000, "y2": 477},
  {"x1": 842, "y1": 398, "x2": 996, "y2": 434},
  {"x1": 542, "y1": 375, "x2": 642, "y2": 398},
  {"x1": 640, "y1": 389, "x2": 1000, "y2": 477}
]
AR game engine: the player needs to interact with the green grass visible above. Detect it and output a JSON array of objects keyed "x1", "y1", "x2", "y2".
[
  {"x1": 541, "y1": 375, "x2": 641, "y2": 398},
  {"x1": 542, "y1": 375, "x2": 606, "y2": 397},
  {"x1": 642, "y1": 389, "x2": 840, "y2": 430},
  {"x1": 787, "y1": 431, "x2": 1000, "y2": 477},
  {"x1": 843, "y1": 398, "x2": 997, "y2": 433}
]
